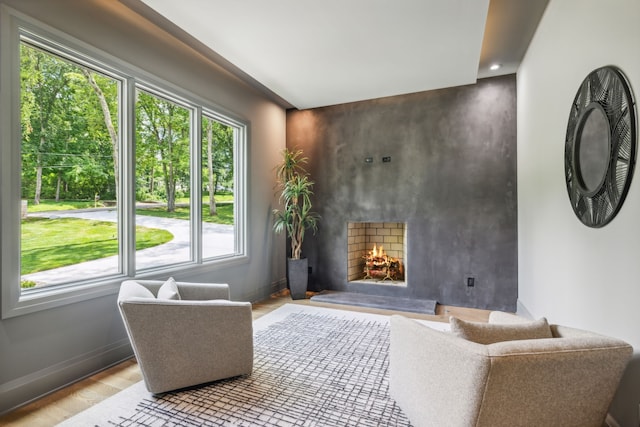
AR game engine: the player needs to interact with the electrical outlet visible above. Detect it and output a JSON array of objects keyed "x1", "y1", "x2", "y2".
[{"x1": 466, "y1": 277, "x2": 475, "y2": 287}]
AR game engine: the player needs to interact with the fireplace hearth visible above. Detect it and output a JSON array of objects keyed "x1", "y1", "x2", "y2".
[{"x1": 347, "y1": 222, "x2": 406, "y2": 286}]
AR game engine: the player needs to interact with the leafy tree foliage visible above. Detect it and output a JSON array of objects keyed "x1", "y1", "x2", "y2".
[
  {"x1": 136, "y1": 91, "x2": 190, "y2": 212},
  {"x1": 20, "y1": 42, "x2": 117, "y2": 202},
  {"x1": 20, "y1": 42, "x2": 234, "y2": 212},
  {"x1": 202, "y1": 117, "x2": 234, "y2": 216}
]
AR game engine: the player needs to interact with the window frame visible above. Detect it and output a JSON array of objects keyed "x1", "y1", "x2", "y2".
[{"x1": 0, "y1": 7, "x2": 249, "y2": 319}]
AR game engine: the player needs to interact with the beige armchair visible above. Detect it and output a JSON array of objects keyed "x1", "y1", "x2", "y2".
[
  {"x1": 390, "y1": 313, "x2": 632, "y2": 427},
  {"x1": 117, "y1": 279, "x2": 253, "y2": 394}
]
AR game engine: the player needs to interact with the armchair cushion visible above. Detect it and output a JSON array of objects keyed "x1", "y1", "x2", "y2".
[
  {"x1": 450, "y1": 315, "x2": 552, "y2": 344},
  {"x1": 120, "y1": 281, "x2": 155, "y2": 299},
  {"x1": 157, "y1": 277, "x2": 181, "y2": 300}
]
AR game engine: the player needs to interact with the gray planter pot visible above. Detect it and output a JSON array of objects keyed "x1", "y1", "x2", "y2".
[{"x1": 287, "y1": 258, "x2": 308, "y2": 300}]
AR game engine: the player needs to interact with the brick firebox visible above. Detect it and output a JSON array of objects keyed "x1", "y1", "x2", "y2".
[{"x1": 347, "y1": 222, "x2": 406, "y2": 284}]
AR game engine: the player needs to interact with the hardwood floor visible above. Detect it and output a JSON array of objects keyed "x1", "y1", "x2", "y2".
[{"x1": 0, "y1": 291, "x2": 491, "y2": 426}]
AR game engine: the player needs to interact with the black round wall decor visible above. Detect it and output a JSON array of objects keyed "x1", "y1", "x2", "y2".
[{"x1": 565, "y1": 66, "x2": 637, "y2": 227}]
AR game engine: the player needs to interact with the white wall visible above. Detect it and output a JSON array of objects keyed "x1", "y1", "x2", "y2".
[
  {"x1": 518, "y1": 0, "x2": 640, "y2": 423},
  {"x1": 0, "y1": 0, "x2": 286, "y2": 415}
]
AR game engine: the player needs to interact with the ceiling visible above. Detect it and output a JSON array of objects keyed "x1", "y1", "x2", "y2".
[{"x1": 124, "y1": 0, "x2": 548, "y2": 110}]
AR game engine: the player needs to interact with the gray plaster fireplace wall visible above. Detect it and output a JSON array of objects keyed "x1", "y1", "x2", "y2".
[{"x1": 286, "y1": 75, "x2": 517, "y2": 311}]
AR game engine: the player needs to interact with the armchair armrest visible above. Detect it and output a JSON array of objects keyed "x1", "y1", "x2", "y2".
[
  {"x1": 390, "y1": 315, "x2": 491, "y2": 427},
  {"x1": 476, "y1": 333, "x2": 632, "y2": 426}
]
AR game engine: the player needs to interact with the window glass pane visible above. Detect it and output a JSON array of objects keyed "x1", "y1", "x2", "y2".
[
  {"x1": 135, "y1": 89, "x2": 192, "y2": 270},
  {"x1": 20, "y1": 42, "x2": 120, "y2": 290},
  {"x1": 201, "y1": 116, "x2": 235, "y2": 259}
]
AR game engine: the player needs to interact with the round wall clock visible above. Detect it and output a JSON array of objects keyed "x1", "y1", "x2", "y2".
[{"x1": 564, "y1": 66, "x2": 637, "y2": 227}]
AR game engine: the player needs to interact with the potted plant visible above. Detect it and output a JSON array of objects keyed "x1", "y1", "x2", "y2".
[{"x1": 273, "y1": 148, "x2": 319, "y2": 299}]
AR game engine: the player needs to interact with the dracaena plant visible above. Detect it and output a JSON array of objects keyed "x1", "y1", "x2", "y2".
[{"x1": 273, "y1": 148, "x2": 319, "y2": 259}]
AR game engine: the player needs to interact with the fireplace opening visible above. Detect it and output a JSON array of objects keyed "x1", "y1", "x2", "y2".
[{"x1": 347, "y1": 222, "x2": 406, "y2": 286}]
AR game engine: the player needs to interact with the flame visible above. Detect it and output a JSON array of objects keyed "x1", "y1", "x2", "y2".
[
  {"x1": 370, "y1": 243, "x2": 386, "y2": 259},
  {"x1": 363, "y1": 242, "x2": 403, "y2": 281}
]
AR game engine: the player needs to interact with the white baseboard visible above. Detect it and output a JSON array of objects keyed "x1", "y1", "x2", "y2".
[
  {"x1": 604, "y1": 413, "x2": 621, "y2": 427},
  {"x1": 516, "y1": 299, "x2": 534, "y2": 319}
]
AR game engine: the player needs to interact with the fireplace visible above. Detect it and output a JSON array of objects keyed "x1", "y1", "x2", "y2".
[{"x1": 347, "y1": 222, "x2": 407, "y2": 286}]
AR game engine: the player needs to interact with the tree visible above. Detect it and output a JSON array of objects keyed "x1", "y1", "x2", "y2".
[
  {"x1": 20, "y1": 44, "x2": 74, "y2": 204},
  {"x1": 20, "y1": 43, "x2": 119, "y2": 203},
  {"x1": 202, "y1": 117, "x2": 235, "y2": 217},
  {"x1": 81, "y1": 69, "x2": 119, "y2": 199},
  {"x1": 136, "y1": 91, "x2": 190, "y2": 212},
  {"x1": 205, "y1": 118, "x2": 217, "y2": 216}
]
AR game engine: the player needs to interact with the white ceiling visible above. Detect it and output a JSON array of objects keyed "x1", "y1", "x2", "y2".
[{"x1": 132, "y1": 0, "x2": 548, "y2": 110}]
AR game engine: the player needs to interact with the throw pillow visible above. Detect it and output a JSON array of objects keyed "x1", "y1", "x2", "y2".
[
  {"x1": 157, "y1": 277, "x2": 181, "y2": 300},
  {"x1": 125, "y1": 281, "x2": 155, "y2": 299},
  {"x1": 449, "y1": 316, "x2": 552, "y2": 345}
]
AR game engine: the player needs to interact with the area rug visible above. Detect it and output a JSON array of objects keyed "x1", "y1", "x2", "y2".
[
  {"x1": 310, "y1": 291, "x2": 437, "y2": 315},
  {"x1": 59, "y1": 304, "x2": 448, "y2": 426}
]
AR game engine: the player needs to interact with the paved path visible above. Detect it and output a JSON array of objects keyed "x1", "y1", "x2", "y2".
[{"x1": 23, "y1": 209, "x2": 234, "y2": 286}]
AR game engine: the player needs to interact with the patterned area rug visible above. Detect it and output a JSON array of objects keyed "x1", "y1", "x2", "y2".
[{"x1": 59, "y1": 304, "x2": 448, "y2": 426}]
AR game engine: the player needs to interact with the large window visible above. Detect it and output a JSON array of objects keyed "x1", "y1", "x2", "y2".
[
  {"x1": 20, "y1": 40, "x2": 123, "y2": 288},
  {"x1": 2, "y1": 17, "x2": 247, "y2": 317}
]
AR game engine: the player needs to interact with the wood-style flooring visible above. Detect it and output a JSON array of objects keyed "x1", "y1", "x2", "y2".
[{"x1": 0, "y1": 291, "x2": 491, "y2": 426}]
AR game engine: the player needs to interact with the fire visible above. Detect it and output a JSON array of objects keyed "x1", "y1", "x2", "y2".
[
  {"x1": 363, "y1": 243, "x2": 403, "y2": 281},
  {"x1": 371, "y1": 243, "x2": 386, "y2": 259}
]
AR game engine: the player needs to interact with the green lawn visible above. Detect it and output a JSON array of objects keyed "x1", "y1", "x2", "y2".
[
  {"x1": 26, "y1": 199, "x2": 103, "y2": 212},
  {"x1": 19, "y1": 198, "x2": 233, "y2": 286},
  {"x1": 23, "y1": 192, "x2": 236, "y2": 209},
  {"x1": 136, "y1": 203, "x2": 234, "y2": 225},
  {"x1": 26, "y1": 197, "x2": 235, "y2": 226},
  {"x1": 21, "y1": 217, "x2": 173, "y2": 275}
]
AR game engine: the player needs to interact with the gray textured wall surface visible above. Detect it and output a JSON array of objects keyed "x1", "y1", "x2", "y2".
[{"x1": 286, "y1": 75, "x2": 517, "y2": 311}]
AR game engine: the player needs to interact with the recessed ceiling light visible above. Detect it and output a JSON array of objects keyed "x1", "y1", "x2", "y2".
[{"x1": 490, "y1": 64, "x2": 502, "y2": 71}]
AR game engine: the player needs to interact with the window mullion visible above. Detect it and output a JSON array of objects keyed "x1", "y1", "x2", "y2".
[
  {"x1": 234, "y1": 126, "x2": 247, "y2": 256},
  {"x1": 122, "y1": 78, "x2": 137, "y2": 275},
  {"x1": 192, "y1": 107, "x2": 202, "y2": 263}
]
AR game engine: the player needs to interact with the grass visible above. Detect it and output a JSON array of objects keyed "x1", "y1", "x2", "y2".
[
  {"x1": 136, "y1": 203, "x2": 234, "y2": 225},
  {"x1": 178, "y1": 192, "x2": 234, "y2": 203},
  {"x1": 21, "y1": 217, "x2": 173, "y2": 275},
  {"x1": 26, "y1": 199, "x2": 104, "y2": 212},
  {"x1": 26, "y1": 197, "x2": 235, "y2": 226},
  {"x1": 19, "y1": 197, "x2": 233, "y2": 283}
]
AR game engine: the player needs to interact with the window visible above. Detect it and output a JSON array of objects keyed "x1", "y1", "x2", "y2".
[
  {"x1": 135, "y1": 89, "x2": 193, "y2": 270},
  {"x1": 201, "y1": 115, "x2": 237, "y2": 260},
  {"x1": 20, "y1": 41, "x2": 122, "y2": 288},
  {"x1": 1, "y1": 14, "x2": 247, "y2": 318}
]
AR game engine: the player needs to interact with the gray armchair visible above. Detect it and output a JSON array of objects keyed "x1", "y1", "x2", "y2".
[
  {"x1": 390, "y1": 313, "x2": 632, "y2": 427},
  {"x1": 117, "y1": 279, "x2": 253, "y2": 394}
]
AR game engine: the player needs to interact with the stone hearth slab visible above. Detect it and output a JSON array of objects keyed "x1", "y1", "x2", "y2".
[{"x1": 310, "y1": 291, "x2": 436, "y2": 315}]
